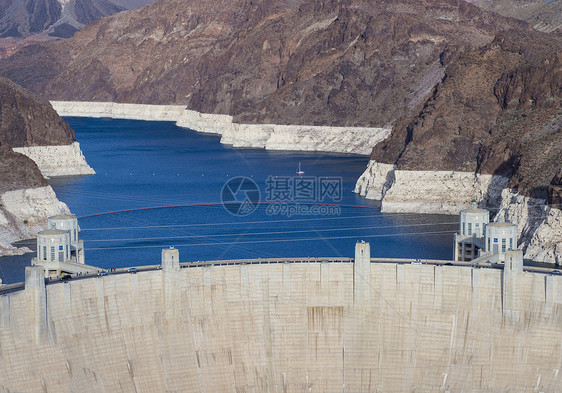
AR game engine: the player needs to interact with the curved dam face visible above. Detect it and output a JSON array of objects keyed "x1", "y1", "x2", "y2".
[{"x1": 0, "y1": 256, "x2": 561, "y2": 392}]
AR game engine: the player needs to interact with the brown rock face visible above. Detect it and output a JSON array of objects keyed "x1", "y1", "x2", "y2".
[
  {"x1": 0, "y1": 35, "x2": 59, "y2": 60},
  {"x1": 0, "y1": 76, "x2": 75, "y2": 147},
  {"x1": 371, "y1": 29, "x2": 561, "y2": 197},
  {"x1": 0, "y1": 0, "x2": 524, "y2": 127},
  {"x1": 547, "y1": 170, "x2": 562, "y2": 207},
  {"x1": 0, "y1": 144, "x2": 46, "y2": 192}
]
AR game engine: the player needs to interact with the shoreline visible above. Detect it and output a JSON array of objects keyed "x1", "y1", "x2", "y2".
[
  {"x1": 13, "y1": 142, "x2": 95, "y2": 177},
  {"x1": 50, "y1": 101, "x2": 390, "y2": 156},
  {"x1": 353, "y1": 162, "x2": 509, "y2": 215}
]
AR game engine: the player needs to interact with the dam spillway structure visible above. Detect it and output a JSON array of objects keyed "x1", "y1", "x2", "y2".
[{"x1": 0, "y1": 243, "x2": 561, "y2": 392}]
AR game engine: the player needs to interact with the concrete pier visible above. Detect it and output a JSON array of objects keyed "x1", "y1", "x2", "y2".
[
  {"x1": 162, "y1": 247, "x2": 180, "y2": 315},
  {"x1": 502, "y1": 250, "x2": 523, "y2": 322},
  {"x1": 24, "y1": 265, "x2": 47, "y2": 343},
  {"x1": 354, "y1": 241, "x2": 371, "y2": 303}
]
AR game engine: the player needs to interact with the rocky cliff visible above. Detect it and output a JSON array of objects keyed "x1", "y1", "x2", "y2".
[
  {"x1": 0, "y1": 76, "x2": 74, "y2": 146},
  {"x1": 547, "y1": 169, "x2": 562, "y2": 207},
  {"x1": 0, "y1": 144, "x2": 46, "y2": 192},
  {"x1": 0, "y1": 145, "x2": 69, "y2": 256},
  {"x1": 0, "y1": 77, "x2": 93, "y2": 256},
  {"x1": 370, "y1": 29, "x2": 561, "y2": 195}
]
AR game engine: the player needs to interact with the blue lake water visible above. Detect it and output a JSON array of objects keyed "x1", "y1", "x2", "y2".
[{"x1": 0, "y1": 117, "x2": 458, "y2": 283}]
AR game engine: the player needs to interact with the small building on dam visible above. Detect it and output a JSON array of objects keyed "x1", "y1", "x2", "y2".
[{"x1": 0, "y1": 237, "x2": 561, "y2": 392}]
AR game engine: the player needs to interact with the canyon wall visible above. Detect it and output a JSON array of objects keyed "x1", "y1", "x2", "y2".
[
  {"x1": 0, "y1": 77, "x2": 94, "y2": 256},
  {"x1": 0, "y1": 145, "x2": 74, "y2": 257},
  {"x1": 0, "y1": 260, "x2": 560, "y2": 392}
]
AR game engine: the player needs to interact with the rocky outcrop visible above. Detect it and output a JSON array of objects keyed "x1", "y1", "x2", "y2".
[
  {"x1": 370, "y1": 29, "x2": 561, "y2": 196},
  {"x1": 176, "y1": 110, "x2": 235, "y2": 135},
  {"x1": 381, "y1": 171, "x2": 508, "y2": 214},
  {"x1": 50, "y1": 100, "x2": 186, "y2": 121},
  {"x1": 12, "y1": 142, "x2": 95, "y2": 177},
  {"x1": 547, "y1": 170, "x2": 562, "y2": 207},
  {"x1": 0, "y1": 186, "x2": 69, "y2": 257},
  {"x1": 354, "y1": 161, "x2": 508, "y2": 214},
  {"x1": 354, "y1": 28, "x2": 560, "y2": 263},
  {"x1": 0, "y1": 146, "x2": 72, "y2": 256},
  {"x1": 0, "y1": 144, "x2": 47, "y2": 192},
  {"x1": 495, "y1": 189, "x2": 562, "y2": 265},
  {"x1": 220, "y1": 124, "x2": 390, "y2": 155},
  {"x1": 0, "y1": 78, "x2": 94, "y2": 177},
  {"x1": 51, "y1": 100, "x2": 233, "y2": 134},
  {"x1": 0, "y1": 36, "x2": 58, "y2": 60},
  {"x1": 354, "y1": 161, "x2": 396, "y2": 201},
  {"x1": 0, "y1": 77, "x2": 74, "y2": 147}
]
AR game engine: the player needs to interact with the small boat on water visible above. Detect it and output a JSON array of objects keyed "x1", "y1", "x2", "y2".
[{"x1": 296, "y1": 162, "x2": 305, "y2": 175}]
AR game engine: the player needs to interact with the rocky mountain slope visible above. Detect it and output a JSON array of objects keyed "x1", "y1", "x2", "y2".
[
  {"x1": 371, "y1": 29, "x2": 561, "y2": 197},
  {"x1": 0, "y1": 0, "x2": 154, "y2": 39},
  {"x1": 472, "y1": 0, "x2": 562, "y2": 33},
  {"x1": 0, "y1": 76, "x2": 75, "y2": 146},
  {"x1": 0, "y1": 0, "x2": 155, "y2": 59},
  {"x1": 356, "y1": 27, "x2": 560, "y2": 264},
  {"x1": 0, "y1": 0, "x2": 525, "y2": 127},
  {"x1": 548, "y1": 169, "x2": 562, "y2": 207}
]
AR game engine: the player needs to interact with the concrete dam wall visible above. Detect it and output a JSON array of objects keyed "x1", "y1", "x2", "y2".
[{"x1": 0, "y1": 250, "x2": 561, "y2": 392}]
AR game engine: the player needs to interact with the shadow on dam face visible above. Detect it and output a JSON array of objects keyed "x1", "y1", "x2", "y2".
[{"x1": 0, "y1": 261, "x2": 561, "y2": 392}]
